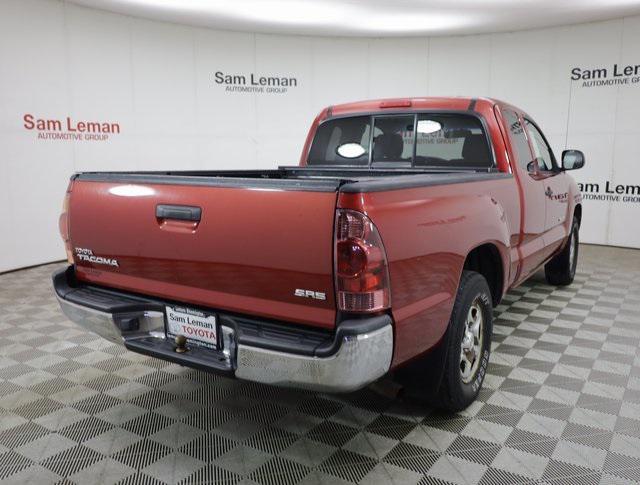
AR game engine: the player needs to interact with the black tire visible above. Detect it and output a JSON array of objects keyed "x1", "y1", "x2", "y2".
[
  {"x1": 438, "y1": 271, "x2": 493, "y2": 412},
  {"x1": 545, "y1": 217, "x2": 579, "y2": 286}
]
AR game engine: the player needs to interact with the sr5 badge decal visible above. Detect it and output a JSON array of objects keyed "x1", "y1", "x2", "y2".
[{"x1": 294, "y1": 289, "x2": 326, "y2": 300}]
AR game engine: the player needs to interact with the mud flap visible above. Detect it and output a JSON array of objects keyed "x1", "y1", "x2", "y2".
[{"x1": 394, "y1": 328, "x2": 451, "y2": 404}]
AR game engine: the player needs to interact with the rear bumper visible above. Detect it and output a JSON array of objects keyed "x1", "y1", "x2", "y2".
[{"x1": 53, "y1": 267, "x2": 393, "y2": 393}]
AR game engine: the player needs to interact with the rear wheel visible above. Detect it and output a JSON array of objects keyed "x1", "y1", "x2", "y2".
[
  {"x1": 545, "y1": 217, "x2": 579, "y2": 286},
  {"x1": 438, "y1": 271, "x2": 493, "y2": 412}
]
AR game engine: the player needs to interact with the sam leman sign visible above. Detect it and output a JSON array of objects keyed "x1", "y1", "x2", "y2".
[
  {"x1": 213, "y1": 71, "x2": 298, "y2": 94},
  {"x1": 571, "y1": 62, "x2": 640, "y2": 87}
]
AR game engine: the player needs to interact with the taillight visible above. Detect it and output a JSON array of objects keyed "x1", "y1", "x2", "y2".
[
  {"x1": 59, "y1": 180, "x2": 74, "y2": 264},
  {"x1": 334, "y1": 209, "x2": 391, "y2": 312}
]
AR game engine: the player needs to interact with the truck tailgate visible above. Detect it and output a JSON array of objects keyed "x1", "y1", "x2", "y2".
[{"x1": 68, "y1": 176, "x2": 339, "y2": 329}]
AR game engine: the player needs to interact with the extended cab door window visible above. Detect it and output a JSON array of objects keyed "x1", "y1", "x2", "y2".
[
  {"x1": 503, "y1": 111, "x2": 534, "y2": 171},
  {"x1": 524, "y1": 119, "x2": 556, "y2": 172}
]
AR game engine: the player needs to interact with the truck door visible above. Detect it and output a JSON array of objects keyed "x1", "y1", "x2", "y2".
[
  {"x1": 501, "y1": 109, "x2": 548, "y2": 281},
  {"x1": 523, "y1": 118, "x2": 570, "y2": 257}
]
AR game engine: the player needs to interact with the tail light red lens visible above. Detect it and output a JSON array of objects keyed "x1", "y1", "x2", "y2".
[
  {"x1": 59, "y1": 181, "x2": 74, "y2": 264},
  {"x1": 335, "y1": 209, "x2": 391, "y2": 313}
]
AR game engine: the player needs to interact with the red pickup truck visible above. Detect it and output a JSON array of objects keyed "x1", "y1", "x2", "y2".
[{"x1": 53, "y1": 97, "x2": 584, "y2": 411}]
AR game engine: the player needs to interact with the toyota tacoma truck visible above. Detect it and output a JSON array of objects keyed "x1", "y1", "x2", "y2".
[{"x1": 53, "y1": 97, "x2": 584, "y2": 411}]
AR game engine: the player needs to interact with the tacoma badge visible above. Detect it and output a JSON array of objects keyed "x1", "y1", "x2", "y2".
[{"x1": 74, "y1": 247, "x2": 119, "y2": 267}]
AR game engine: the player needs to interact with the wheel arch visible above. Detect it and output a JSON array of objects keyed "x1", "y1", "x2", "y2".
[{"x1": 463, "y1": 242, "x2": 505, "y2": 307}]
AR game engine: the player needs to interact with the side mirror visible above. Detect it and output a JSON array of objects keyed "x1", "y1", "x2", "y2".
[
  {"x1": 562, "y1": 150, "x2": 585, "y2": 170},
  {"x1": 526, "y1": 159, "x2": 540, "y2": 173}
]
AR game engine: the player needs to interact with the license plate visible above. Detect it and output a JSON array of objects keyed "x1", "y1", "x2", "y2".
[{"x1": 165, "y1": 305, "x2": 217, "y2": 349}]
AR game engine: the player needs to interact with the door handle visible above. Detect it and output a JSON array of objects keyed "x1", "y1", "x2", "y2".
[{"x1": 156, "y1": 204, "x2": 202, "y2": 222}]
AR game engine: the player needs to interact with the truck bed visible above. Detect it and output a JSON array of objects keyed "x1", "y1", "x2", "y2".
[{"x1": 66, "y1": 166, "x2": 511, "y2": 331}]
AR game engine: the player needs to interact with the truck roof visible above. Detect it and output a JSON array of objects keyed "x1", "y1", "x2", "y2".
[{"x1": 327, "y1": 97, "x2": 506, "y2": 117}]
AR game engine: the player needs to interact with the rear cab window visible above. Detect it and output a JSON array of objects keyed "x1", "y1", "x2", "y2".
[{"x1": 307, "y1": 112, "x2": 494, "y2": 169}]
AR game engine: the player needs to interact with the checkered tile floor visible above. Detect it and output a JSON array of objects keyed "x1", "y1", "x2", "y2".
[{"x1": 1, "y1": 244, "x2": 639, "y2": 485}]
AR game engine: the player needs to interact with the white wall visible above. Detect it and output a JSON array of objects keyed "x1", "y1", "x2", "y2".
[{"x1": 1, "y1": 0, "x2": 639, "y2": 272}]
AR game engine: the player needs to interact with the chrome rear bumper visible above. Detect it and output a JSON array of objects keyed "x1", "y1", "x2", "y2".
[
  {"x1": 56, "y1": 296, "x2": 165, "y2": 343},
  {"x1": 235, "y1": 325, "x2": 392, "y2": 392},
  {"x1": 54, "y1": 267, "x2": 393, "y2": 393}
]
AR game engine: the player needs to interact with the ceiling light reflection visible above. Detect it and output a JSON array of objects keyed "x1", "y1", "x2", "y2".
[{"x1": 109, "y1": 185, "x2": 156, "y2": 197}]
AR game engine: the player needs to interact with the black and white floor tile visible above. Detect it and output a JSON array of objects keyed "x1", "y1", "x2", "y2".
[{"x1": 1, "y1": 244, "x2": 639, "y2": 484}]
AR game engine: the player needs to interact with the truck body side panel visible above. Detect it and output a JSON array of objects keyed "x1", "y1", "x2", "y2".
[{"x1": 338, "y1": 177, "x2": 519, "y2": 367}]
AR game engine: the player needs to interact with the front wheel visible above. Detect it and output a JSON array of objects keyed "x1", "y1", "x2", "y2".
[
  {"x1": 438, "y1": 271, "x2": 493, "y2": 412},
  {"x1": 545, "y1": 217, "x2": 579, "y2": 286}
]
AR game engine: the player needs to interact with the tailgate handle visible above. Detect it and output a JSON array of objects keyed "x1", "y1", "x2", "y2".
[{"x1": 156, "y1": 204, "x2": 202, "y2": 222}]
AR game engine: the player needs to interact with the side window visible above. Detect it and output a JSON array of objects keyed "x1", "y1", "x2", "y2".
[
  {"x1": 503, "y1": 110, "x2": 533, "y2": 171},
  {"x1": 524, "y1": 119, "x2": 555, "y2": 172}
]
